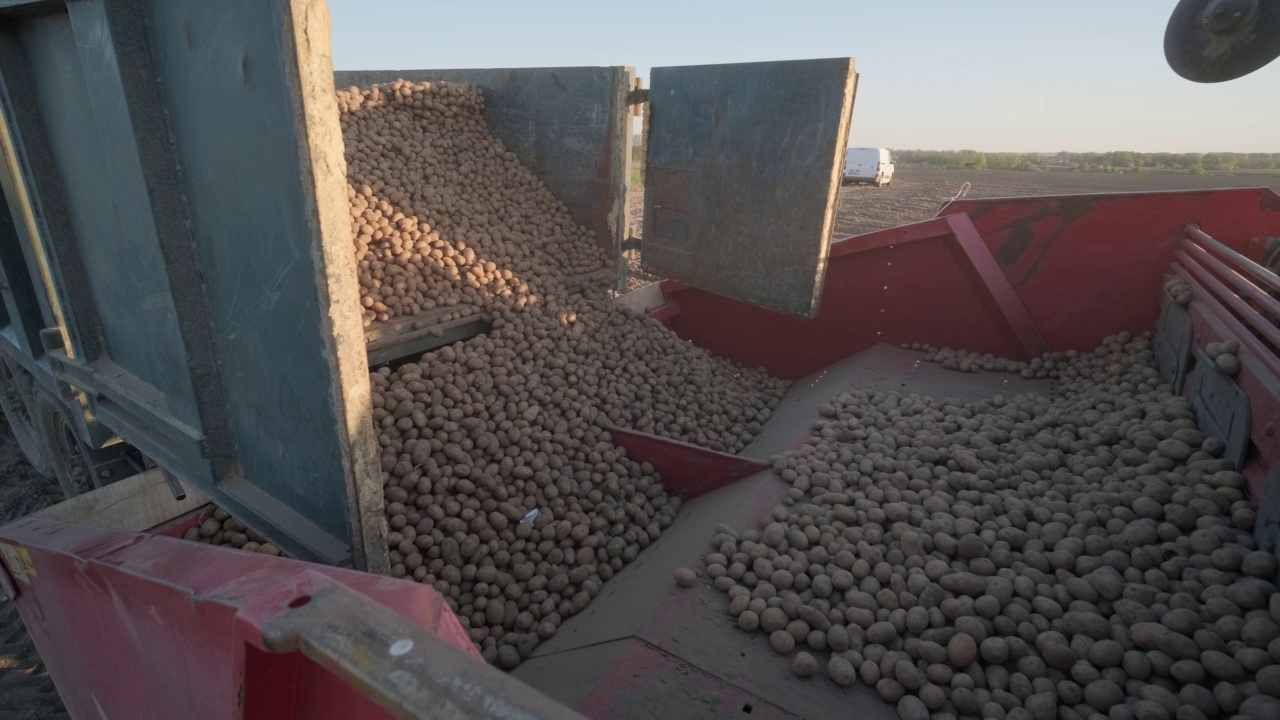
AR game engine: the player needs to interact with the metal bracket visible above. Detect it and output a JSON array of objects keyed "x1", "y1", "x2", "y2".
[
  {"x1": 1187, "y1": 349, "x2": 1252, "y2": 469},
  {"x1": 626, "y1": 79, "x2": 649, "y2": 117},
  {"x1": 1154, "y1": 291, "x2": 1194, "y2": 389},
  {"x1": 0, "y1": 554, "x2": 16, "y2": 601},
  {"x1": 256, "y1": 576, "x2": 586, "y2": 719},
  {"x1": 158, "y1": 465, "x2": 187, "y2": 502},
  {"x1": 39, "y1": 326, "x2": 63, "y2": 352},
  {"x1": 1256, "y1": 462, "x2": 1280, "y2": 574}
]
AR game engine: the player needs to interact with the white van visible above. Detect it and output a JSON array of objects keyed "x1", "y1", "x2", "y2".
[{"x1": 843, "y1": 147, "x2": 894, "y2": 187}]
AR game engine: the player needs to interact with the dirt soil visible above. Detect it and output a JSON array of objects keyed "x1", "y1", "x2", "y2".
[
  {"x1": 0, "y1": 420, "x2": 69, "y2": 720},
  {"x1": 833, "y1": 167, "x2": 1280, "y2": 237},
  {"x1": 623, "y1": 167, "x2": 1280, "y2": 291}
]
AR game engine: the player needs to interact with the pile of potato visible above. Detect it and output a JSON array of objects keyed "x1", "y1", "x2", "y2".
[
  {"x1": 709, "y1": 332, "x2": 1280, "y2": 719},
  {"x1": 181, "y1": 505, "x2": 282, "y2": 556},
  {"x1": 339, "y1": 79, "x2": 789, "y2": 667},
  {"x1": 906, "y1": 343, "x2": 1077, "y2": 381}
]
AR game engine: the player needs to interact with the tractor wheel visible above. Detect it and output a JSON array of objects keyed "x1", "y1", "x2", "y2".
[
  {"x1": 0, "y1": 358, "x2": 51, "y2": 477},
  {"x1": 32, "y1": 388, "x2": 93, "y2": 498}
]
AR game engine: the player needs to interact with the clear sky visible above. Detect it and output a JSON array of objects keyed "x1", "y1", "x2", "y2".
[{"x1": 327, "y1": 1, "x2": 1279, "y2": 153}]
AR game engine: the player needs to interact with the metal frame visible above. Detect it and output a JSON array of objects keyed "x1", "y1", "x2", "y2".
[
  {"x1": 0, "y1": 514, "x2": 583, "y2": 719},
  {"x1": 0, "y1": 0, "x2": 387, "y2": 569}
]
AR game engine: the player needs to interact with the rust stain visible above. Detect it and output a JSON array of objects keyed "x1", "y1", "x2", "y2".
[
  {"x1": 712, "y1": 109, "x2": 721, "y2": 131},
  {"x1": 968, "y1": 196, "x2": 1105, "y2": 289}
]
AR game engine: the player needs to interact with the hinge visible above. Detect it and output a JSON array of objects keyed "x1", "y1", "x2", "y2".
[{"x1": 627, "y1": 77, "x2": 649, "y2": 118}]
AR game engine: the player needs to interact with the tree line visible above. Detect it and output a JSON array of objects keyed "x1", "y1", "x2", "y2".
[{"x1": 890, "y1": 150, "x2": 1280, "y2": 174}]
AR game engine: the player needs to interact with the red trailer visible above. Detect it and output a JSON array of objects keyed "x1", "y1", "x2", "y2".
[
  {"x1": 5, "y1": 185, "x2": 1280, "y2": 717},
  {"x1": 3, "y1": 0, "x2": 1280, "y2": 718}
]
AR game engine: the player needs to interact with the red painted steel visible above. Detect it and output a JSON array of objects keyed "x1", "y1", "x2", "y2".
[
  {"x1": 1182, "y1": 240, "x2": 1280, "y2": 323},
  {"x1": 1187, "y1": 224, "x2": 1280, "y2": 296},
  {"x1": 942, "y1": 188, "x2": 1280, "y2": 353},
  {"x1": 0, "y1": 516, "x2": 479, "y2": 720},
  {"x1": 653, "y1": 188, "x2": 1280, "y2": 380},
  {"x1": 1169, "y1": 225, "x2": 1280, "y2": 501},
  {"x1": 658, "y1": 217, "x2": 1028, "y2": 379},
  {"x1": 605, "y1": 425, "x2": 769, "y2": 499},
  {"x1": 6, "y1": 189, "x2": 1280, "y2": 718},
  {"x1": 946, "y1": 213, "x2": 1051, "y2": 358}
]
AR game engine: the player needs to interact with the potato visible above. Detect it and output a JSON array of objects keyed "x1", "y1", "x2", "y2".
[
  {"x1": 709, "y1": 333, "x2": 1280, "y2": 712},
  {"x1": 335, "y1": 79, "x2": 793, "y2": 670},
  {"x1": 674, "y1": 567, "x2": 697, "y2": 588}
]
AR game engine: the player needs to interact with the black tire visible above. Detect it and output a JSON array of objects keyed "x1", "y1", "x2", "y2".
[
  {"x1": 31, "y1": 388, "x2": 93, "y2": 498},
  {"x1": 0, "y1": 358, "x2": 51, "y2": 477}
]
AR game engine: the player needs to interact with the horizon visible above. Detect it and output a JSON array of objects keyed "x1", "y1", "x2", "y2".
[
  {"x1": 327, "y1": 1, "x2": 1280, "y2": 154},
  {"x1": 630, "y1": 138, "x2": 1280, "y2": 156}
]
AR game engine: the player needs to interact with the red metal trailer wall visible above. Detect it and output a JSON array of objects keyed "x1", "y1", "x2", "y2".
[{"x1": 656, "y1": 188, "x2": 1280, "y2": 379}]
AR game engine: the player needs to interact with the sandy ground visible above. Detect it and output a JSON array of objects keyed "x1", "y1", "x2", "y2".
[{"x1": 0, "y1": 421, "x2": 69, "y2": 720}]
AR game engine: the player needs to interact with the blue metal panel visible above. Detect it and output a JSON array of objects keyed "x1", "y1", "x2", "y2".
[
  {"x1": 334, "y1": 67, "x2": 632, "y2": 282},
  {"x1": 0, "y1": 0, "x2": 385, "y2": 567},
  {"x1": 641, "y1": 58, "x2": 857, "y2": 318},
  {"x1": 0, "y1": 168, "x2": 39, "y2": 356},
  {"x1": 19, "y1": 10, "x2": 199, "y2": 428},
  {"x1": 136, "y1": 0, "x2": 366, "y2": 561}
]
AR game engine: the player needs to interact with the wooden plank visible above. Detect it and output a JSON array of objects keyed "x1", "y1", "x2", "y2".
[
  {"x1": 31, "y1": 469, "x2": 208, "y2": 532},
  {"x1": 366, "y1": 312, "x2": 492, "y2": 367}
]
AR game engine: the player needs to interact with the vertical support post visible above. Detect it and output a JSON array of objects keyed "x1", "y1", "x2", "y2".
[{"x1": 284, "y1": 0, "x2": 388, "y2": 573}]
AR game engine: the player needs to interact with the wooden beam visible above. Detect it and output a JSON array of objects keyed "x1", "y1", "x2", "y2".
[{"x1": 31, "y1": 469, "x2": 209, "y2": 533}]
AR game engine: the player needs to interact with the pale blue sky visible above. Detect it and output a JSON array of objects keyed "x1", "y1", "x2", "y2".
[{"x1": 328, "y1": 1, "x2": 1279, "y2": 153}]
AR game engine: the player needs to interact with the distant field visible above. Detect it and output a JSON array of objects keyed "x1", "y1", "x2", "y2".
[{"x1": 834, "y1": 167, "x2": 1280, "y2": 237}]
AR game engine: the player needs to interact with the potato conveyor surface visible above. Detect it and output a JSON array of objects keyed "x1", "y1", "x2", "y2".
[{"x1": 510, "y1": 344, "x2": 1054, "y2": 718}]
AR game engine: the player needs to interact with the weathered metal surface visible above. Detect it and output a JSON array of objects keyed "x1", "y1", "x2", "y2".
[
  {"x1": 940, "y1": 188, "x2": 1280, "y2": 352},
  {"x1": 364, "y1": 310, "x2": 491, "y2": 367},
  {"x1": 653, "y1": 189, "x2": 1280, "y2": 380},
  {"x1": 15, "y1": 8, "x2": 199, "y2": 423},
  {"x1": 0, "y1": 1, "x2": 386, "y2": 566},
  {"x1": 1259, "y1": 463, "x2": 1280, "y2": 564},
  {"x1": 1187, "y1": 349, "x2": 1252, "y2": 469},
  {"x1": 653, "y1": 215, "x2": 1041, "y2": 380},
  {"x1": 604, "y1": 425, "x2": 767, "y2": 499},
  {"x1": 1154, "y1": 293, "x2": 1194, "y2": 388},
  {"x1": 1174, "y1": 277, "x2": 1280, "y2": 500},
  {"x1": 1165, "y1": 0, "x2": 1280, "y2": 83},
  {"x1": 641, "y1": 58, "x2": 857, "y2": 317},
  {"x1": 1170, "y1": 224, "x2": 1280, "y2": 507},
  {"x1": 0, "y1": 513, "x2": 588, "y2": 719},
  {"x1": 256, "y1": 576, "x2": 586, "y2": 720},
  {"x1": 335, "y1": 66, "x2": 633, "y2": 284}
]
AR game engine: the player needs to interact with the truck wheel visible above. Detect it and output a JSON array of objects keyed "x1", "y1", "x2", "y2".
[
  {"x1": 0, "y1": 359, "x2": 51, "y2": 477},
  {"x1": 31, "y1": 388, "x2": 92, "y2": 498}
]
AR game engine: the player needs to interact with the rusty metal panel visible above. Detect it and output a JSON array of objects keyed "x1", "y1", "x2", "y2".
[
  {"x1": 334, "y1": 66, "x2": 632, "y2": 286},
  {"x1": 642, "y1": 58, "x2": 857, "y2": 317}
]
